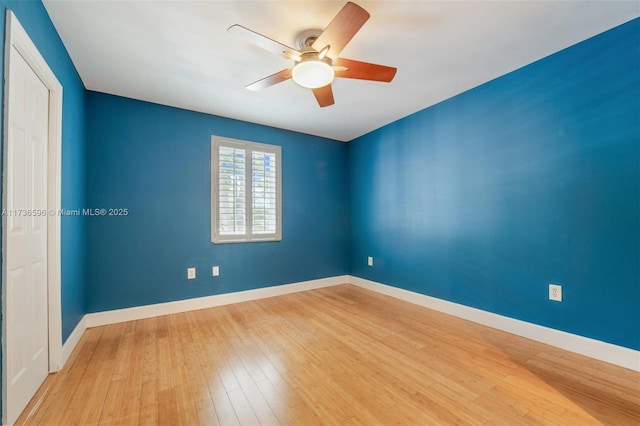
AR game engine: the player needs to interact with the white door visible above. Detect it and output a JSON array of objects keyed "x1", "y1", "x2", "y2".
[{"x1": 4, "y1": 45, "x2": 50, "y2": 422}]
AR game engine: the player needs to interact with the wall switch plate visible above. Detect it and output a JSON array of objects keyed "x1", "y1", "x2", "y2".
[
  {"x1": 549, "y1": 284, "x2": 562, "y2": 302},
  {"x1": 367, "y1": 256, "x2": 374, "y2": 266},
  {"x1": 212, "y1": 266, "x2": 220, "y2": 276},
  {"x1": 187, "y1": 267, "x2": 196, "y2": 280}
]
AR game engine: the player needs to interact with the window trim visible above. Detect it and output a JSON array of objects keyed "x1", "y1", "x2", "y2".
[{"x1": 211, "y1": 135, "x2": 282, "y2": 244}]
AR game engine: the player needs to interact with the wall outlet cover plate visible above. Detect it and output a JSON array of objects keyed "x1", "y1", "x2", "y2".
[{"x1": 549, "y1": 284, "x2": 562, "y2": 302}]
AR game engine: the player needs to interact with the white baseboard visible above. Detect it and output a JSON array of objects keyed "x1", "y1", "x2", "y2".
[
  {"x1": 71, "y1": 273, "x2": 639, "y2": 372},
  {"x1": 85, "y1": 275, "x2": 348, "y2": 328},
  {"x1": 60, "y1": 314, "x2": 87, "y2": 369},
  {"x1": 348, "y1": 275, "x2": 640, "y2": 372}
]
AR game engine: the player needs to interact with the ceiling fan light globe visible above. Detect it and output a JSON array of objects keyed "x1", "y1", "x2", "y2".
[{"x1": 292, "y1": 61, "x2": 335, "y2": 89}]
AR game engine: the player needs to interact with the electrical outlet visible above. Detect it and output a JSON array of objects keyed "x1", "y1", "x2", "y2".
[
  {"x1": 212, "y1": 266, "x2": 220, "y2": 276},
  {"x1": 367, "y1": 256, "x2": 374, "y2": 266},
  {"x1": 187, "y1": 267, "x2": 196, "y2": 280},
  {"x1": 549, "y1": 284, "x2": 562, "y2": 302}
]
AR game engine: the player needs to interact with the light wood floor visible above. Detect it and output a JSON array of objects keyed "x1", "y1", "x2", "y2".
[{"x1": 17, "y1": 284, "x2": 640, "y2": 425}]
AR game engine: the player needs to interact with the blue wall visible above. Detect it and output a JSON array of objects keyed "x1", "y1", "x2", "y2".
[
  {"x1": 0, "y1": 0, "x2": 87, "y2": 420},
  {"x1": 0, "y1": 1, "x2": 87, "y2": 344},
  {"x1": 85, "y1": 92, "x2": 349, "y2": 312},
  {"x1": 349, "y1": 19, "x2": 640, "y2": 350}
]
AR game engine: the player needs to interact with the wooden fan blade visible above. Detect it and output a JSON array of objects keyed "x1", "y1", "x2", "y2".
[
  {"x1": 333, "y1": 58, "x2": 397, "y2": 82},
  {"x1": 312, "y1": 84, "x2": 335, "y2": 108},
  {"x1": 228, "y1": 25, "x2": 301, "y2": 59},
  {"x1": 311, "y1": 2, "x2": 370, "y2": 59},
  {"x1": 246, "y1": 69, "x2": 292, "y2": 91}
]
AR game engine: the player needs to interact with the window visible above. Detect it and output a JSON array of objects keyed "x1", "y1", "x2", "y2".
[{"x1": 211, "y1": 136, "x2": 282, "y2": 243}]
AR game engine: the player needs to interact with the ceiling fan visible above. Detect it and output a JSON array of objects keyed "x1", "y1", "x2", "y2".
[{"x1": 228, "y1": 1, "x2": 397, "y2": 108}]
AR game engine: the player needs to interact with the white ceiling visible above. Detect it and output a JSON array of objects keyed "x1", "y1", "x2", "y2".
[{"x1": 43, "y1": 1, "x2": 638, "y2": 142}]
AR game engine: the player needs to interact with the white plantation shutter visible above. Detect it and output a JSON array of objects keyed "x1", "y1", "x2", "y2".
[
  {"x1": 218, "y1": 146, "x2": 246, "y2": 235},
  {"x1": 252, "y1": 151, "x2": 277, "y2": 234},
  {"x1": 212, "y1": 136, "x2": 281, "y2": 243}
]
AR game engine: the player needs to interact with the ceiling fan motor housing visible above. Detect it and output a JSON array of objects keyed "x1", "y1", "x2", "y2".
[{"x1": 295, "y1": 29, "x2": 323, "y2": 50}]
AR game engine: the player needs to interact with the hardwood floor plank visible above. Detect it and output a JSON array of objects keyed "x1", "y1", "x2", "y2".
[
  {"x1": 167, "y1": 314, "x2": 201, "y2": 426},
  {"x1": 226, "y1": 387, "x2": 261, "y2": 425},
  {"x1": 98, "y1": 330, "x2": 135, "y2": 425},
  {"x1": 177, "y1": 313, "x2": 221, "y2": 426},
  {"x1": 115, "y1": 320, "x2": 146, "y2": 426},
  {"x1": 66, "y1": 322, "x2": 125, "y2": 425},
  {"x1": 138, "y1": 317, "x2": 159, "y2": 426},
  {"x1": 15, "y1": 326, "x2": 101, "y2": 425},
  {"x1": 187, "y1": 309, "x2": 240, "y2": 426},
  {"x1": 14, "y1": 284, "x2": 640, "y2": 425}
]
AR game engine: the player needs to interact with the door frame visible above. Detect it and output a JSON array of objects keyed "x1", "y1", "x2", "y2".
[{"x1": 2, "y1": 9, "x2": 63, "y2": 423}]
